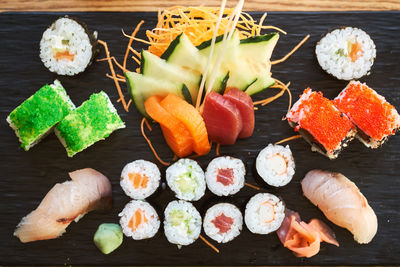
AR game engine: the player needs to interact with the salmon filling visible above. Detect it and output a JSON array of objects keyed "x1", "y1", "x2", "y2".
[
  {"x1": 128, "y1": 172, "x2": 149, "y2": 189},
  {"x1": 211, "y1": 213, "x2": 234, "y2": 233},
  {"x1": 128, "y1": 209, "x2": 148, "y2": 232},
  {"x1": 349, "y1": 41, "x2": 363, "y2": 62},
  {"x1": 216, "y1": 168, "x2": 234, "y2": 186},
  {"x1": 54, "y1": 50, "x2": 75, "y2": 61}
]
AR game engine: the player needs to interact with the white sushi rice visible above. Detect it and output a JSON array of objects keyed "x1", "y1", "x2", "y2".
[
  {"x1": 316, "y1": 27, "x2": 376, "y2": 80},
  {"x1": 163, "y1": 200, "x2": 202, "y2": 246},
  {"x1": 203, "y1": 203, "x2": 243, "y2": 243},
  {"x1": 256, "y1": 144, "x2": 295, "y2": 187},
  {"x1": 120, "y1": 160, "x2": 161, "y2": 199},
  {"x1": 245, "y1": 193, "x2": 285, "y2": 235},
  {"x1": 205, "y1": 156, "x2": 245, "y2": 196},
  {"x1": 166, "y1": 158, "x2": 206, "y2": 201},
  {"x1": 119, "y1": 200, "x2": 160, "y2": 240},
  {"x1": 40, "y1": 17, "x2": 94, "y2": 76}
]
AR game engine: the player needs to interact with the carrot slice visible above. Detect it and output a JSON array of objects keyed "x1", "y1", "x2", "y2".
[
  {"x1": 144, "y1": 95, "x2": 193, "y2": 157},
  {"x1": 160, "y1": 94, "x2": 211, "y2": 155},
  {"x1": 128, "y1": 173, "x2": 149, "y2": 189},
  {"x1": 128, "y1": 209, "x2": 148, "y2": 232}
]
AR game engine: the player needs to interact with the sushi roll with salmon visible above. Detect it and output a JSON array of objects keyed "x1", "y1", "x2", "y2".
[
  {"x1": 256, "y1": 144, "x2": 295, "y2": 187},
  {"x1": 333, "y1": 81, "x2": 400, "y2": 148},
  {"x1": 316, "y1": 27, "x2": 376, "y2": 80},
  {"x1": 245, "y1": 193, "x2": 285, "y2": 235},
  {"x1": 287, "y1": 88, "x2": 357, "y2": 159},
  {"x1": 40, "y1": 16, "x2": 98, "y2": 76},
  {"x1": 163, "y1": 200, "x2": 202, "y2": 246},
  {"x1": 166, "y1": 158, "x2": 206, "y2": 201},
  {"x1": 120, "y1": 160, "x2": 161, "y2": 199},
  {"x1": 119, "y1": 200, "x2": 160, "y2": 240},
  {"x1": 203, "y1": 203, "x2": 243, "y2": 243},
  {"x1": 205, "y1": 156, "x2": 245, "y2": 196}
]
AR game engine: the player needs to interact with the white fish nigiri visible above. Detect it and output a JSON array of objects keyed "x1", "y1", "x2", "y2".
[
  {"x1": 301, "y1": 169, "x2": 377, "y2": 244},
  {"x1": 14, "y1": 168, "x2": 112, "y2": 243}
]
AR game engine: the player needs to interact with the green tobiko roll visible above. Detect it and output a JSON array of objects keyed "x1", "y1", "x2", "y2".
[
  {"x1": 55, "y1": 91, "x2": 125, "y2": 157},
  {"x1": 7, "y1": 80, "x2": 75, "y2": 151}
]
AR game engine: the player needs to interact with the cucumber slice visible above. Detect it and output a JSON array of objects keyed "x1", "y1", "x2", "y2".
[
  {"x1": 125, "y1": 71, "x2": 186, "y2": 116},
  {"x1": 245, "y1": 76, "x2": 275, "y2": 96},
  {"x1": 161, "y1": 33, "x2": 205, "y2": 72},
  {"x1": 141, "y1": 50, "x2": 201, "y2": 104}
]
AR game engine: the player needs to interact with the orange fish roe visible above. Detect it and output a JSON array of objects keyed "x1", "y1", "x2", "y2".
[
  {"x1": 287, "y1": 88, "x2": 355, "y2": 153},
  {"x1": 333, "y1": 81, "x2": 400, "y2": 142}
]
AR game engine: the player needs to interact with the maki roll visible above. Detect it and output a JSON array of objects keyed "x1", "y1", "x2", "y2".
[
  {"x1": 166, "y1": 158, "x2": 206, "y2": 201},
  {"x1": 40, "y1": 17, "x2": 98, "y2": 76},
  {"x1": 120, "y1": 160, "x2": 161, "y2": 199},
  {"x1": 205, "y1": 156, "x2": 245, "y2": 196},
  {"x1": 119, "y1": 200, "x2": 160, "y2": 240},
  {"x1": 245, "y1": 193, "x2": 285, "y2": 235},
  {"x1": 316, "y1": 27, "x2": 376, "y2": 80},
  {"x1": 287, "y1": 88, "x2": 356, "y2": 159},
  {"x1": 203, "y1": 203, "x2": 243, "y2": 243},
  {"x1": 256, "y1": 144, "x2": 295, "y2": 187},
  {"x1": 163, "y1": 200, "x2": 201, "y2": 246},
  {"x1": 333, "y1": 81, "x2": 400, "y2": 148}
]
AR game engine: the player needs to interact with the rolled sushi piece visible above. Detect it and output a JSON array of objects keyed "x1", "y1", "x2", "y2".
[
  {"x1": 6, "y1": 80, "x2": 75, "y2": 151},
  {"x1": 333, "y1": 81, "x2": 400, "y2": 148},
  {"x1": 166, "y1": 158, "x2": 206, "y2": 201},
  {"x1": 55, "y1": 91, "x2": 125, "y2": 157},
  {"x1": 163, "y1": 200, "x2": 201, "y2": 246},
  {"x1": 40, "y1": 16, "x2": 98, "y2": 76},
  {"x1": 245, "y1": 193, "x2": 285, "y2": 235},
  {"x1": 203, "y1": 203, "x2": 243, "y2": 243},
  {"x1": 316, "y1": 27, "x2": 376, "y2": 80},
  {"x1": 256, "y1": 144, "x2": 295, "y2": 187},
  {"x1": 205, "y1": 156, "x2": 245, "y2": 196},
  {"x1": 119, "y1": 200, "x2": 160, "y2": 240},
  {"x1": 120, "y1": 160, "x2": 161, "y2": 199}
]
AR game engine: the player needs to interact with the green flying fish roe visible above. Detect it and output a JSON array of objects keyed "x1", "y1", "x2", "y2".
[
  {"x1": 7, "y1": 81, "x2": 75, "y2": 150},
  {"x1": 56, "y1": 92, "x2": 125, "y2": 157}
]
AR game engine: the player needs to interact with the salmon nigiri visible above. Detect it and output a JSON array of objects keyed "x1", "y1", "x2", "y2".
[
  {"x1": 301, "y1": 169, "x2": 378, "y2": 244},
  {"x1": 14, "y1": 168, "x2": 112, "y2": 243}
]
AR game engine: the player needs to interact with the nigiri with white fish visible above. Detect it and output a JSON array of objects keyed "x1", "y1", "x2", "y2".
[
  {"x1": 14, "y1": 168, "x2": 112, "y2": 243},
  {"x1": 301, "y1": 169, "x2": 377, "y2": 244}
]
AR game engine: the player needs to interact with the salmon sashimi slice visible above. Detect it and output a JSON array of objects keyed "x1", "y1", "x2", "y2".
[
  {"x1": 202, "y1": 92, "x2": 242, "y2": 145},
  {"x1": 128, "y1": 209, "x2": 148, "y2": 232},
  {"x1": 128, "y1": 172, "x2": 149, "y2": 189},
  {"x1": 160, "y1": 94, "x2": 210, "y2": 155},
  {"x1": 13, "y1": 168, "x2": 112, "y2": 243},
  {"x1": 145, "y1": 95, "x2": 193, "y2": 157},
  {"x1": 301, "y1": 169, "x2": 377, "y2": 244},
  {"x1": 211, "y1": 213, "x2": 234, "y2": 233},
  {"x1": 224, "y1": 87, "x2": 255, "y2": 138},
  {"x1": 277, "y1": 209, "x2": 338, "y2": 258}
]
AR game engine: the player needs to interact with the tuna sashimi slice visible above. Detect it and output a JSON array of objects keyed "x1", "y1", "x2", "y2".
[
  {"x1": 224, "y1": 87, "x2": 255, "y2": 138},
  {"x1": 202, "y1": 92, "x2": 242, "y2": 145},
  {"x1": 14, "y1": 168, "x2": 112, "y2": 243}
]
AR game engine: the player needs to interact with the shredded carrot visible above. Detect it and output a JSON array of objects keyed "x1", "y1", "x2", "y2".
[
  {"x1": 254, "y1": 106, "x2": 258, "y2": 110},
  {"x1": 141, "y1": 118, "x2": 170, "y2": 166},
  {"x1": 245, "y1": 182, "x2": 261, "y2": 190},
  {"x1": 273, "y1": 78, "x2": 292, "y2": 116},
  {"x1": 199, "y1": 234, "x2": 220, "y2": 253},
  {"x1": 98, "y1": 40, "x2": 129, "y2": 112},
  {"x1": 123, "y1": 20, "x2": 144, "y2": 71},
  {"x1": 111, "y1": 56, "x2": 127, "y2": 72},
  {"x1": 117, "y1": 98, "x2": 121, "y2": 103},
  {"x1": 216, "y1": 143, "x2": 220, "y2": 156},
  {"x1": 127, "y1": 99, "x2": 132, "y2": 108},
  {"x1": 271, "y1": 34, "x2": 310, "y2": 65},
  {"x1": 275, "y1": 134, "x2": 302, "y2": 145},
  {"x1": 106, "y1": 73, "x2": 125, "y2": 83},
  {"x1": 117, "y1": 74, "x2": 125, "y2": 79},
  {"x1": 131, "y1": 56, "x2": 141, "y2": 65},
  {"x1": 253, "y1": 82, "x2": 290, "y2": 107}
]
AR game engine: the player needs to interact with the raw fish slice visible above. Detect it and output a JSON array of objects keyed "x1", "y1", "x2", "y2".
[
  {"x1": 14, "y1": 168, "x2": 112, "y2": 243},
  {"x1": 224, "y1": 87, "x2": 255, "y2": 138},
  {"x1": 202, "y1": 92, "x2": 242, "y2": 145},
  {"x1": 301, "y1": 169, "x2": 377, "y2": 244}
]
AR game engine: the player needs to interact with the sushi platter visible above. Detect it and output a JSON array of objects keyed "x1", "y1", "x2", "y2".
[{"x1": 1, "y1": 9, "x2": 400, "y2": 266}]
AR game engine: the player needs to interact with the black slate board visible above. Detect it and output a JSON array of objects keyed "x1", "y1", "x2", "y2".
[{"x1": 0, "y1": 11, "x2": 399, "y2": 266}]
